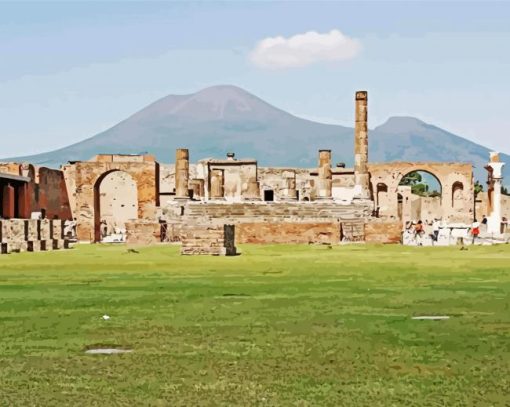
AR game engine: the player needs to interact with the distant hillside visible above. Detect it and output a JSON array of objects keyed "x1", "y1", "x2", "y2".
[{"x1": 3, "y1": 85, "x2": 508, "y2": 184}]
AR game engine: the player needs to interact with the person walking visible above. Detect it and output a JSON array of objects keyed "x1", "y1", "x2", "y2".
[
  {"x1": 471, "y1": 220, "x2": 480, "y2": 245},
  {"x1": 432, "y1": 218, "x2": 440, "y2": 244}
]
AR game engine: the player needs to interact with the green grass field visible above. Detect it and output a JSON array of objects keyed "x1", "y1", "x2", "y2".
[{"x1": 0, "y1": 244, "x2": 509, "y2": 406}]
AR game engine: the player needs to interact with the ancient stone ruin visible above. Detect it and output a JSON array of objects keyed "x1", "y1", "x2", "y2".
[{"x1": 1, "y1": 91, "x2": 507, "y2": 254}]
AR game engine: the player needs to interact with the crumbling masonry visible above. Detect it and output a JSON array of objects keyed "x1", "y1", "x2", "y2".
[{"x1": 2, "y1": 91, "x2": 496, "y2": 254}]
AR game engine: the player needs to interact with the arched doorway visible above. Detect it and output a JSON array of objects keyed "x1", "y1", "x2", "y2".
[
  {"x1": 94, "y1": 170, "x2": 138, "y2": 242},
  {"x1": 452, "y1": 181, "x2": 464, "y2": 210},
  {"x1": 376, "y1": 183, "x2": 389, "y2": 216},
  {"x1": 398, "y1": 170, "x2": 442, "y2": 223}
]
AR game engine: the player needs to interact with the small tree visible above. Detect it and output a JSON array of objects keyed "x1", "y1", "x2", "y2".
[{"x1": 474, "y1": 180, "x2": 484, "y2": 197}]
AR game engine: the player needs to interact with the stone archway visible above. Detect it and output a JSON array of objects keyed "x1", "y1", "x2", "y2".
[
  {"x1": 368, "y1": 162, "x2": 474, "y2": 224},
  {"x1": 93, "y1": 170, "x2": 138, "y2": 242},
  {"x1": 397, "y1": 170, "x2": 442, "y2": 224}
]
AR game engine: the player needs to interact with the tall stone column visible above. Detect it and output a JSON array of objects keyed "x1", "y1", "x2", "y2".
[
  {"x1": 317, "y1": 150, "x2": 332, "y2": 199},
  {"x1": 486, "y1": 152, "x2": 505, "y2": 235},
  {"x1": 2, "y1": 184, "x2": 15, "y2": 219},
  {"x1": 282, "y1": 170, "x2": 297, "y2": 200},
  {"x1": 354, "y1": 91, "x2": 370, "y2": 199},
  {"x1": 210, "y1": 169, "x2": 224, "y2": 199},
  {"x1": 175, "y1": 148, "x2": 190, "y2": 199}
]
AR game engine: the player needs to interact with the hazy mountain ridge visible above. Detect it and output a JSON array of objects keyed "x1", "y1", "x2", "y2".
[{"x1": 3, "y1": 85, "x2": 508, "y2": 184}]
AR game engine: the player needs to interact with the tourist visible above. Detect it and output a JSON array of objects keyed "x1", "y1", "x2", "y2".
[
  {"x1": 100, "y1": 220, "x2": 108, "y2": 238},
  {"x1": 432, "y1": 218, "x2": 440, "y2": 243},
  {"x1": 414, "y1": 220, "x2": 425, "y2": 245},
  {"x1": 471, "y1": 220, "x2": 480, "y2": 244}
]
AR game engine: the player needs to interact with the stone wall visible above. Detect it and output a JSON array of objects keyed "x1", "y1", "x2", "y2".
[
  {"x1": 236, "y1": 222, "x2": 341, "y2": 244},
  {"x1": 125, "y1": 220, "x2": 162, "y2": 246},
  {"x1": 0, "y1": 163, "x2": 72, "y2": 220},
  {"x1": 38, "y1": 167, "x2": 73, "y2": 220},
  {"x1": 0, "y1": 219, "x2": 68, "y2": 254},
  {"x1": 476, "y1": 192, "x2": 510, "y2": 221},
  {"x1": 180, "y1": 224, "x2": 236, "y2": 256},
  {"x1": 169, "y1": 201, "x2": 371, "y2": 225},
  {"x1": 365, "y1": 221, "x2": 402, "y2": 244}
]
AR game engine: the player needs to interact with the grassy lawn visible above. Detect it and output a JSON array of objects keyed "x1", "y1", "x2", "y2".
[{"x1": 0, "y1": 243, "x2": 509, "y2": 406}]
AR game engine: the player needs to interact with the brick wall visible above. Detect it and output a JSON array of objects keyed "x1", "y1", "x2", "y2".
[
  {"x1": 364, "y1": 221, "x2": 402, "y2": 244},
  {"x1": 236, "y1": 222, "x2": 341, "y2": 244}
]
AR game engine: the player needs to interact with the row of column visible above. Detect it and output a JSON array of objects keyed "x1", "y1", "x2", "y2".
[
  {"x1": 173, "y1": 149, "x2": 335, "y2": 202},
  {"x1": 1, "y1": 183, "x2": 30, "y2": 219},
  {"x1": 175, "y1": 87, "x2": 370, "y2": 202}
]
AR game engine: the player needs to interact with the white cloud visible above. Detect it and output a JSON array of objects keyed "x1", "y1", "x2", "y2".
[{"x1": 250, "y1": 29, "x2": 361, "y2": 69}]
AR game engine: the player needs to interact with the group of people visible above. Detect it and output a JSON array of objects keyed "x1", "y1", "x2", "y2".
[{"x1": 405, "y1": 217, "x2": 485, "y2": 246}]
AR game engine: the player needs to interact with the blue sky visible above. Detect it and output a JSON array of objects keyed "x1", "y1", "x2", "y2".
[{"x1": 1, "y1": 1, "x2": 509, "y2": 157}]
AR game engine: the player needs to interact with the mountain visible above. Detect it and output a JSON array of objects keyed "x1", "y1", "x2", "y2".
[{"x1": 3, "y1": 85, "x2": 508, "y2": 183}]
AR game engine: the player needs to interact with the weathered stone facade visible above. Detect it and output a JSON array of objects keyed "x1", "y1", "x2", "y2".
[
  {"x1": 61, "y1": 154, "x2": 159, "y2": 242},
  {"x1": 1, "y1": 90, "x2": 483, "y2": 249},
  {"x1": 368, "y1": 162, "x2": 474, "y2": 224}
]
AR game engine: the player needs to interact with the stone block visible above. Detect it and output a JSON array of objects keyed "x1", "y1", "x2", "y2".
[
  {"x1": 125, "y1": 221, "x2": 162, "y2": 246},
  {"x1": 180, "y1": 224, "x2": 237, "y2": 256}
]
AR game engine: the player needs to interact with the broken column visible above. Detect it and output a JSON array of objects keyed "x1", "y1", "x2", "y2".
[
  {"x1": 486, "y1": 152, "x2": 505, "y2": 236},
  {"x1": 316, "y1": 150, "x2": 332, "y2": 200},
  {"x1": 281, "y1": 170, "x2": 297, "y2": 200},
  {"x1": 354, "y1": 91, "x2": 370, "y2": 199},
  {"x1": 210, "y1": 169, "x2": 224, "y2": 199},
  {"x1": 175, "y1": 148, "x2": 190, "y2": 199}
]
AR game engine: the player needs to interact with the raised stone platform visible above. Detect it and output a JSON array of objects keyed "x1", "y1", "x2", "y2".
[{"x1": 0, "y1": 219, "x2": 70, "y2": 255}]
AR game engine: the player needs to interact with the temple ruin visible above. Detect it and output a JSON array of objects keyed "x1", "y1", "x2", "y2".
[{"x1": 1, "y1": 91, "x2": 508, "y2": 254}]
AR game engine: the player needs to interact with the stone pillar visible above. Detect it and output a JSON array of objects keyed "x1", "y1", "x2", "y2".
[
  {"x1": 317, "y1": 150, "x2": 332, "y2": 199},
  {"x1": 354, "y1": 91, "x2": 370, "y2": 199},
  {"x1": 17, "y1": 183, "x2": 30, "y2": 219},
  {"x1": 486, "y1": 152, "x2": 505, "y2": 236},
  {"x1": 2, "y1": 184, "x2": 15, "y2": 219},
  {"x1": 282, "y1": 171, "x2": 297, "y2": 200},
  {"x1": 175, "y1": 148, "x2": 190, "y2": 199},
  {"x1": 244, "y1": 177, "x2": 261, "y2": 200},
  {"x1": 210, "y1": 169, "x2": 224, "y2": 199}
]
